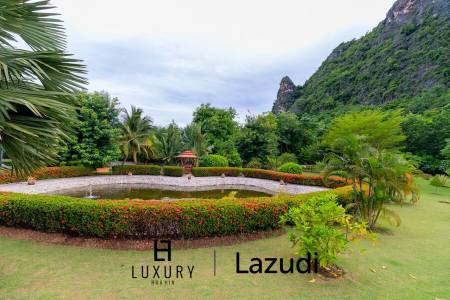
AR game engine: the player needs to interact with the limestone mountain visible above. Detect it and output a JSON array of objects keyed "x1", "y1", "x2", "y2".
[
  {"x1": 272, "y1": 76, "x2": 296, "y2": 114},
  {"x1": 272, "y1": 0, "x2": 450, "y2": 115}
]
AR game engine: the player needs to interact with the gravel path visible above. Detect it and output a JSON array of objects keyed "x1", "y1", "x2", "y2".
[{"x1": 0, "y1": 175, "x2": 328, "y2": 195}]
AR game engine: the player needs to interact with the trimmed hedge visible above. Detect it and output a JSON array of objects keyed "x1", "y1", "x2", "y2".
[
  {"x1": 0, "y1": 166, "x2": 347, "y2": 189},
  {"x1": 278, "y1": 163, "x2": 303, "y2": 174},
  {"x1": 162, "y1": 166, "x2": 184, "y2": 177},
  {"x1": 192, "y1": 167, "x2": 241, "y2": 177},
  {"x1": 112, "y1": 165, "x2": 161, "y2": 175},
  {"x1": 0, "y1": 186, "x2": 352, "y2": 238},
  {"x1": 191, "y1": 167, "x2": 347, "y2": 188},
  {"x1": 0, "y1": 166, "x2": 94, "y2": 184},
  {"x1": 242, "y1": 168, "x2": 347, "y2": 188},
  {"x1": 200, "y1": 155, "x2": 229, "y2": 167}
]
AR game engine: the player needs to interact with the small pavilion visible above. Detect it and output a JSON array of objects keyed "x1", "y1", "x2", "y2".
[{"x1": 176, "y1": 150, "x2": 198, "y2": 174}]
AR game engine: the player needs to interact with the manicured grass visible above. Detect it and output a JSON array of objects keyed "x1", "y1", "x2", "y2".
[{"x1": 0, "y1": 178, "x2": 449, "y2": 299}]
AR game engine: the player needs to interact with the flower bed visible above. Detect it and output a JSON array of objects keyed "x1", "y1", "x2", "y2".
[
  {"x1": 0, "y1": 186, "x2": 351, "y2": 239},
  {"x1": 191, "y1": 167, "x2": 348, "y2": 188},
  {"x1": 112, "y1": 165, "x2": 161, "y2": 175},
  {"x1": 0, "y1": 166, "x2": 94, "y2": 184}
]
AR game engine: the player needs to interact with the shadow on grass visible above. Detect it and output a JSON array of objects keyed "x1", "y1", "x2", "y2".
[{"x1": 371, "y1": 226, "x2": 395, "y2": 236}]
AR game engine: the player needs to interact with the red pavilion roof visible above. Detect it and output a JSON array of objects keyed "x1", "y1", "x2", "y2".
[{"x1": 176, "y1": 151, "x2": 198, "y2": 158}]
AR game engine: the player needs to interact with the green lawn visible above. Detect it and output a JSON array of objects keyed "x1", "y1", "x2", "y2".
[{"x1": 0, "y1": 178, "x2": 449, "y2": 300}]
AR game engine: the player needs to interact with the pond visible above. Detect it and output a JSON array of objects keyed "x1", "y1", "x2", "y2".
[{"x1": 54, "y1": 184, "x2": 272, "y2": 200}]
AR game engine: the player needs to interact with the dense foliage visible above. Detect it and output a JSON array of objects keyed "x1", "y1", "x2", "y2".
[
  {"x1": 59, "y1": 92, "x2": 122, "y2": 168},
  {"x1": 200, "y1": 154, "x2": 229, "y2": 167},
  {"x1": 193, "y1": 104, "x2": 241, "y2": 166},
  {"x1": 401, "y1": 106, "x2": 450, "y2": 173},
  {"x1": 182, "y1": 122, "x2": 211, "y2": 159},
  {"x1": 154, "y1": 122, "x2": 183, "y2": 164},
  {"x1": 286, "y1": 2, "x2": 449, "y2": 114},
  {"x1": 237, "y1": 113, "x2": 279, "y2": 165},
  {"x1": 323, "y1": 110, "x2": 405, "y2": 150},
  {"x1": 276, "y1": 113, "x2": 320, "y2": 157},
  {"x1": 323, "y1": 112, "x2": 418, "y2": 229},
  {"x1": 278, "y1": 163, "x2": 303, "y2": 174},
  {"x1": 281, "y1": 194, "x2": 348, "y2": 268}
]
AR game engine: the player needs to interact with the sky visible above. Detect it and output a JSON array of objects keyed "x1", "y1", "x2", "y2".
[{"x1": 52, "y1": 0, "x2": 396, "y2": 126}]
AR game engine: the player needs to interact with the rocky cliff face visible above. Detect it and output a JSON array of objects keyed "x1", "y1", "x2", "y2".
[
  {"x1": 272, "y1": 0, "x2": 449, "y2": 114},
  {"x1": 271, "y1": 76, "x2": 296, "y2": 114},
  {"x1": 384, "y1": 0, "x2": 449, "y2": 26}
]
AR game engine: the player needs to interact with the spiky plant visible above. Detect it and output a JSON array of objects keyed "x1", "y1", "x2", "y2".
[
  {"x1": 183, "y1": 122, "x2": 211, "y2": 161},
  {"x1": 155, "y1": 122, "x2": 182, "y2": 164}
]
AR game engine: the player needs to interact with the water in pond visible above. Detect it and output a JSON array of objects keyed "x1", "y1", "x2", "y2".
[{"x1": 56, "y1": 185, "x2": 271, "y2": 200}]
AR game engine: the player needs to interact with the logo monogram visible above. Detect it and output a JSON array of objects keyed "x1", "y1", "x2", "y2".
[{"x1": 154, "y1": 240, "x2": 171, "y2": 261}]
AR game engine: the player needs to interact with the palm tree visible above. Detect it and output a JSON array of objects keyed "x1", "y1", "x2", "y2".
[
  {"x1": 361, "y1": 149, "x2": 418, "y2": 228},
  {"x1": 0, "y1": 1, "x2": 86, "y2": 175},
  {"x1": 323, "y1": 135, "x2": 369, "y2": 214},
  {"x1": 323, "y1": 135, "x2": 418, "y2": 229},
  {"x1": 155, "y1": 122, "x2": 182, "y2": 164},
  {"x1": 120, "y1": 106, "x2": 154, "y2": 164},
  {"x1": 183, "y1": 122, "x2": 211, "y2": 162}
]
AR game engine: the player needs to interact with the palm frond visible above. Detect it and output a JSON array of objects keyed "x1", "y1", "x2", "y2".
[
  {"x1": 0, "y1": 1, "x2": 86, "y2": 174},
  {"x1": 380, "y1": 207, "x2": 401, "y2": 227},
  {"x1": 0, "y1": 0, "x2": 67, "y2": 51}
]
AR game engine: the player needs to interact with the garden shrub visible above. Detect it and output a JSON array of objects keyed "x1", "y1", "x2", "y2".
[
  {"x1": 112, "y1": 165, "x2": 161, "y2": 175},
  {"x1": 200, "y1": 155, "x2": 229, "y2": 167},
  {"x1": 190, "y1": 167, "x2": 347, "y2": 188},
  {"x1": 0, "y1": 187, "x2": 352, "y2": 239},
  {"x1": 162, "y1": 166, "x2": 183, "y2": 177},
  {"x1": 246, "y1": 158, "x2": 262, "y2": 169},
  {"x1": 430, "y1": 174, "x2": 448, "y2": 187},
  {"x1": 192, "y1": 167, "x2": 241, "y2": 177},
  {"x1": 280, "y1": 193, "x2": 348, "y2": 268},
  {"x1": 241, "y1": 168, "x2": 347, "y2": 188},
  {"x1": 278, "y1": 163, "x2": 303, "y2": 174},
  {"x1": 0, "y1": 166, "x2": 94, "y2": 184},
  {"x1": 278, "y1": 153, "x2": 298, "y2": 165}
]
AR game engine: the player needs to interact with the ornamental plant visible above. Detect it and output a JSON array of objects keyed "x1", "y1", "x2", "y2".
[
  {"x1": 280, "y1": 193, "x2": 348, "y2": 268},
  {"x1": 200, "y1": 154, "x2": 229, "y2": 167},
  {"x1": 278, "y1": 163, "x2": 303, "y2": 174},
  {"x1": 430, "y1": 174, "x2": 448, "y2": 188},
  {"x1": 323, "y1": 132, "x2": 418, "y2": 229},
  {"x1": 246, "y1": 158, "x2": 262, "y2": 169},
  {"x1": 278, "y1": 153, "x2": 298, "y2": 165},
  {"x1": 0, "y1": 166, "x2": 93, "y2": 184},
  {"x1": 0, "y1": 187, "x2": 354, "y2": 239}
]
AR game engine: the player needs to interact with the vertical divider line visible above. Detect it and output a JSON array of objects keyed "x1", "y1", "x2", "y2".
[{"x1": 214, "y1": 249, "x2": 216, "y2": 276}]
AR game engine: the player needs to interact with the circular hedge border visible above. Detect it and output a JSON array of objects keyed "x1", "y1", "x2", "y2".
[{"x1": 0, "y1": 166, "x2": 352, "y2": 239}]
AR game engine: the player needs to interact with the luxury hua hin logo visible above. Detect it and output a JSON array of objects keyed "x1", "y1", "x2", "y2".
[
  {"x1": 131, "y1": 240, "x2": 195, "y2": 286},
  {"x1": 131, "y1": 240, "x2": 318, "y2": 286}
]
